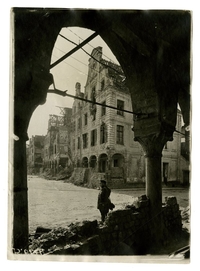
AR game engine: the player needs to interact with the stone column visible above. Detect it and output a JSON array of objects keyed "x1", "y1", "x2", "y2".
[
  {"x1": 136, "y1": 134, "x2": 166, "y2": 217},
  {"x1": 134, "y1": 121, "x2": 174, "y2": 243},
  {"x1": 13, "y1": 135, "x2": 29, "y2": 251}
]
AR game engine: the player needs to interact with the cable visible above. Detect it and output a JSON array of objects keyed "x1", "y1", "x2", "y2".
[
  {"x1": 174, "y1": 129, "x2": 190, "y2": 138},
  {"x1": 66, "y1": 27, "x2": 118, "y2": 65},
  {"x1": 54, "y1": 46, "x2": 100, "y2": 75},
  {"x1": 52, "y1": 51, "x2": 127, "y2": 93},
  {"x1": 58, "y1": 33, "x2": 124, "y2": 77},
  {"x1": 50, "y1": 31, "x2": 100, "y2": 69}
]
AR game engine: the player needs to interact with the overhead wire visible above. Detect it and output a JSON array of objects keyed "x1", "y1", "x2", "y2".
[
  {"x1": 51, "y1": 53, "x2": 189, "y2": 136},
  {"x1": 52, "y1": 51, "x2": 108, "y2": 88},
  {"x1": 52, "y1": 47, "x2": 126, "y2": 92},
  {"x1": 58, "y1": 33, "x2": 124, "y2": 77},
  {"x1": 66, "y1": 27, "x2": 118, "y2": 65},
  {"x1": 52, "y1": 30, "x2": 189, "y2": 138}
]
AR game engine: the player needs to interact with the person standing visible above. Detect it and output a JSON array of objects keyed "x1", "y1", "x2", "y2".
[{"x1": 97, "y1": 180, "x2": 114, "y2": 222}]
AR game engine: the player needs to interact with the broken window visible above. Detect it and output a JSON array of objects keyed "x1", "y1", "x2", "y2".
[
  {"x1": 116, "y1": 125, "x2": 124, "y2": 144},
  {"x1": 91, "y1": 129, "x2": 97, "y2": 146},
  {"x1": 82, "y1": 133, "x2": 88, "y2": 149},
  {"x1": 117, "y1": 99, "x2": 124, "y2": 116}
]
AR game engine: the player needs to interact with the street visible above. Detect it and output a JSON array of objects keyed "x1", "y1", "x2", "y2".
[{"x1": 28, "y1": 176, "x2": 190, "y2": 234}]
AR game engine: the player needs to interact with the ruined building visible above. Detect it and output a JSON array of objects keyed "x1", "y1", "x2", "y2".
[
  {"x1": 27, "y1": 135, "x2": 45, "y2": 174},
  {"x1": 27, "y1": 47, "x2": 189, "y2": 187},
  {"x1": 43, "y1": 107, "x2": 72, "y2": 174},
  {"x1": 69, "y1": 47, "x2": 188, "y2": 187}
]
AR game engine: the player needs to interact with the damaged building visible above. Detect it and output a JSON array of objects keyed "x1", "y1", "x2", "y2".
[
  {"x1": 27, "y1": 135, "x2": 45, "y2": 174},
  {"x1": 27, "y1": 47, "x2": 189, "y2": 187},
  {"x1": 69, "y1": 47, "x2": 188, "y2": 188},
  {"x1": 42, "y1": 107, "x2": 73, "y2": 175}
]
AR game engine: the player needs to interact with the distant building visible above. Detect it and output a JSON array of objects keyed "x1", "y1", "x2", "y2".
[
  {"x1": 70, "y1": 47, "x2": 186, "y2": 187},
  {"x1": 43, "y1": 108, "x2": 72, "y2": 174},
  {"x1": 27, "y1": 135, "x2": 45, "y2": 174}
]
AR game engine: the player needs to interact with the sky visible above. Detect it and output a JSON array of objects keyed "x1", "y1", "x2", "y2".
[{"x1": 27, "y1": 27, "x2": 119, "y2": 138}]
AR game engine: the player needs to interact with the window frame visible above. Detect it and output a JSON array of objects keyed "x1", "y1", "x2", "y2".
[
  {"x1": 116, "y1": 125, "x2": 124, "y2": 145},
  {"x1": 117, "y1": 99, "x2": 124, "y2": 116}
]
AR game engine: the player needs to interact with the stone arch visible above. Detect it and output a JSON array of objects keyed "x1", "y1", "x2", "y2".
[
  {"x1": 13, "y1": 9, "x2": 191, "y2": 250},
  {"x1": 89, "y1": 155, "x2": 97, "y2": 169}
]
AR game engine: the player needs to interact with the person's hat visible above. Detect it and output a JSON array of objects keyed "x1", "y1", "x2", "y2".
[{"x1": 100, "y1": 180, "x2": 106, "y2": 184}]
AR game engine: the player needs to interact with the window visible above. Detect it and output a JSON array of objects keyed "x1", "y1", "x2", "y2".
[
  {"x1": 100, "y1": 123, "x2": 107, "y2": 144},
  {"x1": 77, "y1": 118, "x2": 81, "y2": 130},
  {"x1": 77, "y1": 137, "x2": 80, "y2": 149},
  {"x1": 102, "y1": 101, "x2": 106, "y2": 116},
  {"x1": 116, "y1": 125, "x2": 124, "y2": 144},
  {"x1": 91, "y1": 129, "x2": 97, "y2": 146},
  {"x1": 90, "y1": 87, "x2": 96, "y2": 120},
  {"x1": 82, "y1": 133, "x2": 88, "y2": 149},
  {"x1": 84, "y1": 113, "x2": 88, "y2": 125},
  {"x1": 117, "y1": 99, "x2": 124, "y2": 116},
  {"x1": 101, "y1": 79, "x2": 105, "y2": 90}
]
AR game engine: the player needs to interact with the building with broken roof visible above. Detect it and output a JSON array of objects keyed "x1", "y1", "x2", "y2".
[
  {"x1": 27, "y1": 135, "x2": 45, "y2": 174},
  {"x1": 69, "y1": 47, "x2": 187, "y2": 188},
  {"x1": 42, "y1": 108, "x2": 73, "y2": 175}
]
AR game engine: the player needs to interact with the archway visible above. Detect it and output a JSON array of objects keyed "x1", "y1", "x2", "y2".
[
  {"x1": 98, "y1": 153, "x2": 108, "y2": 173},
  {"x1": 89, "y1": 155, "x2": 97, "y2": 169},
  {"x1": 12, "y1": 9, "x2": 191, "y2": 250},
  {"x1": 82, "y1": 157, "x2": 88, "y2": 168}
]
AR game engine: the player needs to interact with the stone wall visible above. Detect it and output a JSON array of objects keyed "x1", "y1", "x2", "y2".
[{"x1": 29, "y1": 196, "x2": 183, "y2": 255}]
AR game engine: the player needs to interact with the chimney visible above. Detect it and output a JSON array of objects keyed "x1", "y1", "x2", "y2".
[{"x1": 75, "y1": 82, "x2": 81, "y2": 96}]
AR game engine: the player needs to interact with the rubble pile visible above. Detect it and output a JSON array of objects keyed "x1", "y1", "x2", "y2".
[
  {"x1": 29, "y1": 195, "x2": 185, "y2": 255},
  {"x1": 162, "y1": 196, "x2": 182, "y2": 233}
]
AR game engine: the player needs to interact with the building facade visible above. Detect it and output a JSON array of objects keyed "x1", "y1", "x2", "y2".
[
  {"x1": 27, "y1": 135, "x2": 45, "y2": 174},
  {"x1": 43, "y1": 108, "x2": 72, "y2": 175},
  {"x1": 27, "y1": 47, "x2": 189, "y2": 187},
  {"x1": 70, "y1": 47, "x2": 185, "y2": 187}
]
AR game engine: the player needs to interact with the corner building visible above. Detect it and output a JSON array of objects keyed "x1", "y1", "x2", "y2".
[{"x1": 70, "y1": 47, "x2": 185, "y2": 188}]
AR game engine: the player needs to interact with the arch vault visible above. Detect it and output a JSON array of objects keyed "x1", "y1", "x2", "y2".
[{"x1": 11, "y1": 8, "x2": 191, "y2": 250}]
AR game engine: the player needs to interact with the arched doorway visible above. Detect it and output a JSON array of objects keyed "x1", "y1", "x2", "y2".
[
  {"x1": 82, "y1": 157, "x2": 88, "y2": 168},
  {"x1": 98, "y1": 153, "x2": 108, "y2": 173},
  {"x1": 89, "y1": 155, "x2": 97, "y2": 169}
]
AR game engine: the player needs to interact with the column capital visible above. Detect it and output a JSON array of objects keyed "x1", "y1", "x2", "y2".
[{"x1": 135, "y1": 131, "x2": 173, "y2": 158}]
